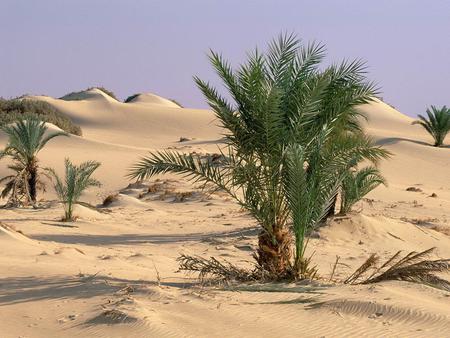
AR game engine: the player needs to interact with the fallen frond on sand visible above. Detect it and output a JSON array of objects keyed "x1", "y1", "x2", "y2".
[
  {"x1": 345, "y1": 248, "x2": 450, "y2": 291},
  {"x1": 177, "y1": 254, "x2": 320, "y2": 283},
  {"x1": 177, "y1": 254, "x2": 258, "y2": 283}
]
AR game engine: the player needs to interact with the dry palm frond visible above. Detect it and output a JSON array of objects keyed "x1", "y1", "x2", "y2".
[
  {"x1": 344, "y1": 253, "x2": 379, "y2": 284},
  {"x1": 177, "y1": 254, "x2": 256, "y2": 283},
  {"x1": 346, "y1": 248, "x2": 450, "y2": 291}
]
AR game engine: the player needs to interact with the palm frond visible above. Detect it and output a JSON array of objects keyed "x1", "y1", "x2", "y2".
[
  {"x1": 129, "y1": 33, "x2": 391, "y2": 279},
  {"x1": 340, "y1": 166, "x2": 387, "y2": 214},
  {"x1": 47, "y1": 159, "x2": 101, "y2": 221},
  {"x1": 346, "y1": 248, "x2": 450, "y2": 291},
  {"x1": 412, "y1": 106, "x2": 450, "y2": 146}
]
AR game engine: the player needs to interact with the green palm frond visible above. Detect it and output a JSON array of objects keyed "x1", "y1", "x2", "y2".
[
  {"x1": 46, "y1": 159, "x2": 101, "y2": 221},
  {"x1": 129, "y1": 33, "x2": 390, "y2": 278},
  {"x1": 128, "y1": 150, "x2": 234, "y2": 192},
  {"x1": 0, "y1": 117, "x2": 67, "y2": 204},
  {"x1": 340, "y1": 166, "x2": 387, "y2": 214},
  {"x1": 412, "y1": 105, "x2": 450, "y2": 147}
]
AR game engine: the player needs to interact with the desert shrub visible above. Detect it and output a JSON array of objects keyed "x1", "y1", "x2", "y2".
[
  {"x1": 102, "y1": 193, "x2": 119, "y2": 207},
  {"x1": 95, "y1": 87, "x2": 118, "y2": 100},
  {"x1": 0, "y1": 98, "x2": 81, "y2": 135},
  {"x1": 412, "y1": 105, "x2": 450, "y2": 147},
  {"x1": 129, "y1": 34, "x2": 390, "y2": 280},
  {"x1": 169, "y1": 99, "x2": 183, "y2": 107},
  {"x1": 46, "y1": 159, "x2": 101, "y2": 221},
  {"x1": 124, "y1": 93, "x2": 139, "y2": 103},
  {"x1": 60, "y1": 87, "x2": 118, "y2": 101},
  {"x1": 173, "y1": 191, "x2": 194, "y2": 202}
]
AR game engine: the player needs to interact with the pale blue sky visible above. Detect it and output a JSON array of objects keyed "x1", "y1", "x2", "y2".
[{"x1": 0, "y1": 0, "x2": 449, "y2": 116}]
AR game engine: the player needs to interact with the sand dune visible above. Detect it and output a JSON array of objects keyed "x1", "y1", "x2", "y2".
[
  {"x1": 0, "y1": 92, "x2": 449, "y2": 337},
  {"x1": 26, "y1": 91, "x2": 220, "y2": 148}
]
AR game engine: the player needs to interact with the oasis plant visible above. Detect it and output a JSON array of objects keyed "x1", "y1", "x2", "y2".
[
  {"x1": 412, "y1": 105, "x2": 450, "y2": 147},
  {"x1": 129, "y1": 34, "x2": 389, "y2": 279},
  {"x1": 0, "y1": 118, "x2": 67, "y2": 206},
  {"x1": 47, "y1": 159, "x2": 101, "y2": 221},
  {"x1": 339, "y1": 166, "x2": 386, "y2": 214}
]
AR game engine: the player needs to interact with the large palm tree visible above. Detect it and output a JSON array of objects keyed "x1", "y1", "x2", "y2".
[
  {"x1": 412, "y1": 105, "x2": 450, "y2": 147},
  {"x1": 129, "y1": 34, "x2": 389, "y2": 278},
  {"x1": 0, "y1": 118, "x2": 66, "y2": 205},
  {"x1": 46, "y1": 159, "x2": 101, "y2": 221}
]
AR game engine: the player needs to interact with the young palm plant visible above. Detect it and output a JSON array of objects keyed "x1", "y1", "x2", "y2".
[
  {"x1": 129, "y1": 34, "x2": 389, "y2": 279},
  {"x1": 412, "y1": 105, "x2": 450, "y2": 147},
  {"x1": 0, "y1": 117, "x2": 67, "y2": 206},
  {"x1": 47, "y1": 159, "x2": 101, "y2": 221},
  {"x1": 339, "y1": 166, "x2": 386, "y2": 215}
]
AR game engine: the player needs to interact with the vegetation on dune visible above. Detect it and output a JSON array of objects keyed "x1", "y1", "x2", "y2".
[
  {"x1": 124, "y1": 94, "x2": 183, "y2": 107},
  {"x1": 124, "y1": 93, "x2": 139, "y2": 103},
  {"x1": 0, "y1": 98, "x2": 82, "y2": 135},
  {"x1": 412, "y1": 105, "x2": 450, "y2": 147},
  {"x1": 339, "y1": 166, "x2": 386, "y2": 215},
  {"x1": 0, "y1": 118, "x2": 67, "y2": 206},
  {"x1": 94, "y1": 87, "x2": 118, "y2": 100},
  {"x1": 169, "y1": 99, "x2": 183, "y2": 107},
  {"x1": 60, "y1": 86, "x2": 118, "y2": 101},
  {"x1": 129, "y1": 34, "x2": 390, "y2": 280},
  {"x1": 46, "y1": 158, "x2": 101, "y2": 221}
]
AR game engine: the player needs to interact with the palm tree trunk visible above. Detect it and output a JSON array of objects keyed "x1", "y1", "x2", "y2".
[
  {"x1": 255, "y1": 227, "x2": 291, "y2": 278},
  {"x1": 28, "y1": 165, "x2": 38, "y2": 203},
  {"x1": 65, "y1": 201, "x2": 73, "y2": 221}
]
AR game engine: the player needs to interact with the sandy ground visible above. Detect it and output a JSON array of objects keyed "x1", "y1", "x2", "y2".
[{"x1": 0, "y1": 89, "x2": 449, "y2": 337}]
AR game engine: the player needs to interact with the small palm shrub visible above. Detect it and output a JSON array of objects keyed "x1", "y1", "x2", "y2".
[
  {"x1": 0, "y1": 118, "x2": 67, "y2": 206},
  {"x1": 47, "y1": 159, "x2": 101, "y2": 221},
  {"x1": 0, "y1": 98, "x2": 82, "y2": 135},
  {"x1": 339, "y1": 166, "x2": 386, "y2": 214},
  {"x1": 412, "y1": 105, "x2": 450, "y2": 147},
  {"x1": 129, "y1": 34, "x2": 389, "y2": 280}
]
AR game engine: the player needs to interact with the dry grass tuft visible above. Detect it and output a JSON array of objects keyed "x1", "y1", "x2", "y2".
[
  {"x1": 345, "y1": 248, "x2": 450, "y2": 291},
  {"x1": 102, "y1": 193, "x2": 119, "y2": 207},
  {"x1": 173, "y1": 191, "x2": 194, "y2": 202}
]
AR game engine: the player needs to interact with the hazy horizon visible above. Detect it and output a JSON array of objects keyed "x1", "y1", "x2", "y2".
[{"x1": 1, "y1": 0, "x2": 449, "y2": 116}]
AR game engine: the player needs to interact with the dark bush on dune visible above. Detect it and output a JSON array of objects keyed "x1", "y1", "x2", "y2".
[
  {"x1": 0, "y1": 98, "x2": 82, "y2": 135},
  {"x1": 60, "y1": 87, "x2": 118, "y2": 101},
  {"x1": 169, "y1": 99, "x2": 183, "y2": 108},
  {"x1": 124, "y1": 94, "x2": 183, "y2": 107},
  {"x1": 124, "y1": 93, "x2": 139, "y2": 103}
]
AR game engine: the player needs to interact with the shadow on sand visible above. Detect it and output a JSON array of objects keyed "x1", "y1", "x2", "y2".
[
  {"x1": 30, "y1": 227, "x2": 259, "y2": 246},
  {"x1": 0, "y1": 275, "x2": 198, "y2": 306},
  {"x1": 375, "y1": 137, "x2": 450, "y2": 148}
]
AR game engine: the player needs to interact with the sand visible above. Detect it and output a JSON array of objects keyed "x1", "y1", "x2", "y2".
[{"x1": 0, "y1": 91, "x2": 449, "y2": 337}]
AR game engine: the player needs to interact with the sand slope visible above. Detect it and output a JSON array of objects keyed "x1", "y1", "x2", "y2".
[{"x1": 0, "y1": 92, "x2": 449, "y2": 337}]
